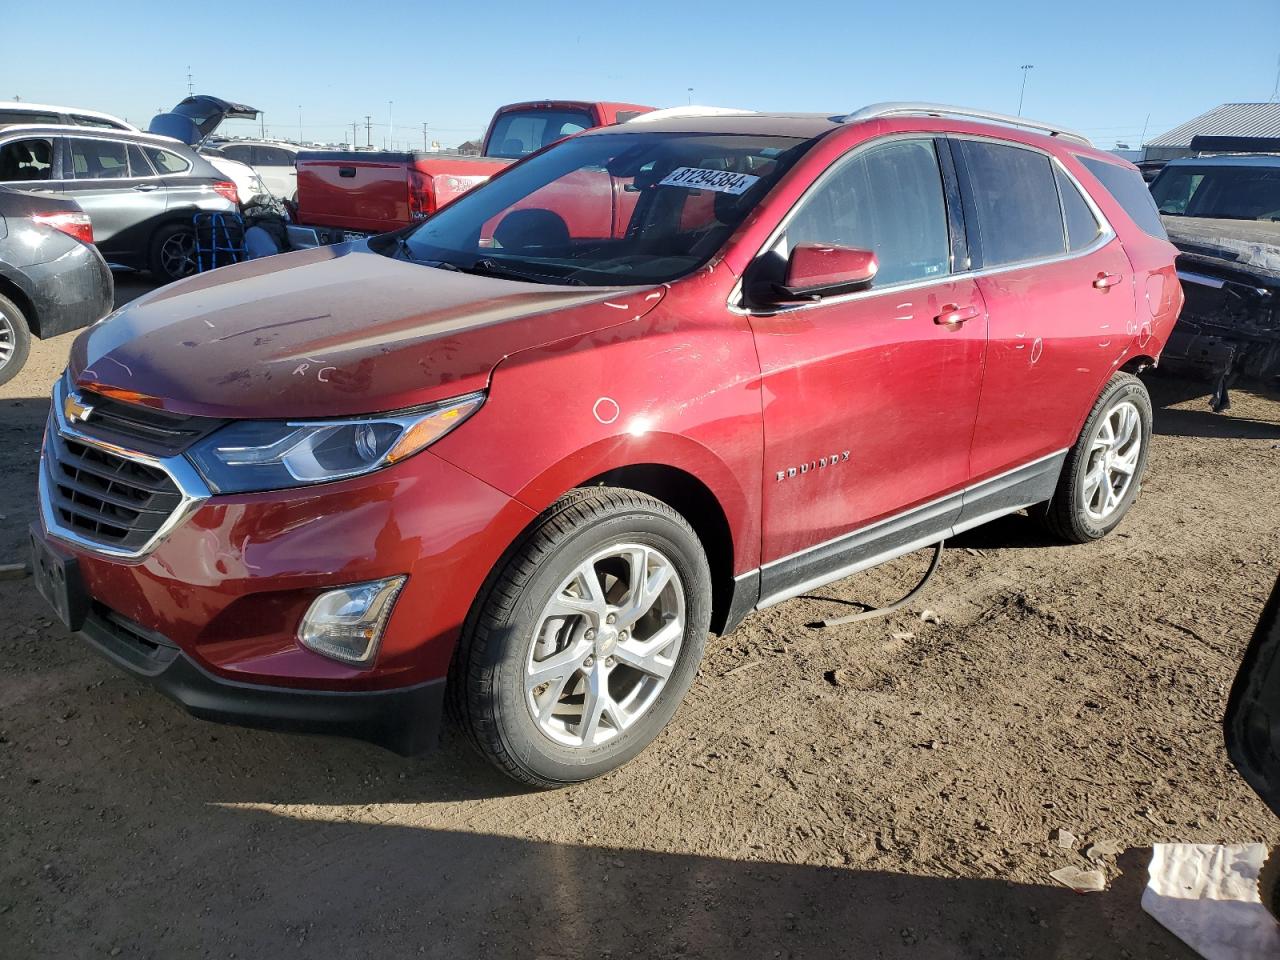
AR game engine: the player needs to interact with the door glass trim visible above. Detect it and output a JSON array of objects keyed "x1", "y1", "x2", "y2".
[{"x1": 730, "y1": 132, "x2": 1117, "y2": 317}]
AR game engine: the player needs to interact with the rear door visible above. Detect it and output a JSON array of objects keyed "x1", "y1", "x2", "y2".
[
  {"x1": 57, "y1": 135, "x2": 169, "y2": 258},
  {"x1": 956, "y1": 137, "x2": 1136, "y2": 503},
  {"x1": 252, "y1": 145, "x2": 298, "y2": 199}
]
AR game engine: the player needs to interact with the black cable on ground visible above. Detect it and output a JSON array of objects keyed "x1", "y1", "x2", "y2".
[{"x1": 815, "y1": 540, "x2": 945, "y2": 628}]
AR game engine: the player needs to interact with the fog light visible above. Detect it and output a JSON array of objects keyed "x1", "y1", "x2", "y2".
[{"x1": 298, "y1": 576, "x2": 407, "y2": 665}]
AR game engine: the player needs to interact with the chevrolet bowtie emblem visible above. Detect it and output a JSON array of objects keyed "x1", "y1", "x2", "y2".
[{"x1": 63, "y1": 392, "x2": 94, "y2": 425}]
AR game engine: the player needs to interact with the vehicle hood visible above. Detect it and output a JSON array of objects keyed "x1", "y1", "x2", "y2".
[
  {"x1": 1163, "y1": 216, "x2": 1280, "y2": 282},
  {"x1": 69, "y1": 244, "x2": 664, "y2": 418}
]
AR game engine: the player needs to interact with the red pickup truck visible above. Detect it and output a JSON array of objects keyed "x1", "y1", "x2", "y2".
[{"x1": 291, "y1": 100, "x2": 654, "y2": 244}]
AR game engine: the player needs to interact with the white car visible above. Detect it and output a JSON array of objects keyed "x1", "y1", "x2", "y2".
[
  {"x1": 211, "y1": 140, "x2": 299, "y2": 200},
  {"x1": 0, "y1": 99, "x2": 265, "y2": 208}
]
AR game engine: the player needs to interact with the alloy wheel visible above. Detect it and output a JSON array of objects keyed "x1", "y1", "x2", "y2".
[
  {"x1": 0, "y1": 312, "x2": 14, "y2": 367},
  {"x1": 160, "y1": 231, "x2": 197, "y2": 279},
  {"x1": 525, "y1": 543, "x2": 685, "y2": 749},
  {"x1": 1081, "y1": 400, "x2": 1142, "y2": 522}
]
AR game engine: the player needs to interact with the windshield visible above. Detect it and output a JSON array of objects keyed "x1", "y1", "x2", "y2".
[
  {"x1": 1151, "y1": 164, "x2": 1280, "y2": 221},
  {"x1": 392, "y1": 131, "x2": 812, "y2": 286}
]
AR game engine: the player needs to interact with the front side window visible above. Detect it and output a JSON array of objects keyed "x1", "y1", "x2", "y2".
[
  {"x1": 487, "y1": 109, "x2": 594, "y2": 159},
  {"x1": 0, "y1": 109, "x2": 58, "y2": 126},
  {"x1": 958, "y1": 140, "x2": 1065, "y2": 267},
  {"x1": 781, "y1": 138, "x2": 951, "y2": 287},
  {"x1": 395, "y1": 131, "x2": 812, "y2": 286},
  {"x1": 144, "y1": 147, "x2": 191, "y2": 174},
  {"x1": 69, "y1": 138, "x2": 130, "y2": 179},
  {"x1": 0, "y1": 137, "x2": 54, "y2": 182}
]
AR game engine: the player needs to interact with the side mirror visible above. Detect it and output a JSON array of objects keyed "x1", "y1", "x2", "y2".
[{"x1": 758, "y1": 243, "x2": 879, "y2": 305}]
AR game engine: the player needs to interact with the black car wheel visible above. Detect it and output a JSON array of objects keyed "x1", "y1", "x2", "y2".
[
  {"x1": 149, "y1": 224, "x2": 198, "y2": 282},
  {"x1": 0, "y1": 292, "x2": 32, "y2": 387}
]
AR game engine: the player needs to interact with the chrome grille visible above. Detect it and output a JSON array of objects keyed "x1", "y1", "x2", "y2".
[
  {"x1": 39, "y1": 377, "x2": 211, "y2": 558},
  {"x1": 44, "y1": 430, "x2": 183, "y2": 551},
  {"x1": 70, "y1": 392, "x2": 226, "y2": 458}
]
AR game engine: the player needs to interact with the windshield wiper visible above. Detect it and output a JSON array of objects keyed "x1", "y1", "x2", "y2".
[{"x1": 461, "y1": 258, "x2": 585, "y2": 286}]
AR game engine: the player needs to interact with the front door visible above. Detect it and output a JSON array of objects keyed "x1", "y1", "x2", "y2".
[{"x1": 746, "y1": 137, "x2": 987, "y2": 605}]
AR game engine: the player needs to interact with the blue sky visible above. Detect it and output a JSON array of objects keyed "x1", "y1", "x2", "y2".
[{"x1": 5, "y1": 0, "x2": 1278, "y2": 149}]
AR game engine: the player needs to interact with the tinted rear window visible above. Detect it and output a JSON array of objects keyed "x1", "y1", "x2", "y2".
[
  {"x1": 1079, "y1": 157, "x2": 1167, "y2": 239},
  {"x1": 1055, "y1": 166, "x2": 1102, "y2": 251},
  {"x1": 957, "y1": 140, "x2": 1065, "y2": 267},
  {"x1": 487, "y1": 109, "x2": 594, "y2": 159}
]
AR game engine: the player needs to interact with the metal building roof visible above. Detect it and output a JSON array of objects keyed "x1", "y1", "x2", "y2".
[{"x1": 1147, "y1": 102, "x2": 1280, "y2": 147}]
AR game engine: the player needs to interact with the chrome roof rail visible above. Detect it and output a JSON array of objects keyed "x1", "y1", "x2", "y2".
[{"x1": 838, "y1": 102, "x2": 1093, "y2": 147}]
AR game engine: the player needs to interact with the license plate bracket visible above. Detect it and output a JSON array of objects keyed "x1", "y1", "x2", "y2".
[{"x1": 29, "y1": 525, "x2": 88, "y2": 631}]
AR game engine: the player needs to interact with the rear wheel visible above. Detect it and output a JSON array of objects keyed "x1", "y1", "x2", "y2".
[
  {"x1": 1040, "y1": 372, "x2": 1153, "y2": 543},
  {"x1": 0, "y1": 293, "x2": 32, "y2": 387},
  {"x1": 149, "y1": 223, "x2": 197, "y2": 282},
  {"x1": 451, "y1": 488, "x2": 711, "y2": 788}
]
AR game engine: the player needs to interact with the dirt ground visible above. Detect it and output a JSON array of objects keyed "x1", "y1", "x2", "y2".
[{"x1": 2, "y1": 279, "x2": 1278, "y2": 959}]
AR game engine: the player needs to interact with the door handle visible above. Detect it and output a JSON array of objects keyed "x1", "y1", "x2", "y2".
[
  {"x1": 1093, "y1": 272, "x2": 1122, "y2": 290},
  {"x1": 934, "y1": 303, "x2": 981, "y2": 326},
  {"x1": 133, "y1": 183, "x2": 159, "y2": 192}
]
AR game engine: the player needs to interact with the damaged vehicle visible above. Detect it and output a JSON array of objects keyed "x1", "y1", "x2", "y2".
[
  {"x1": 29, "y1": 104, "x2": 1180, "y2": 786},
  {"x1": 1150, "y1": 148, "x2": 1280, "y2": 410}
]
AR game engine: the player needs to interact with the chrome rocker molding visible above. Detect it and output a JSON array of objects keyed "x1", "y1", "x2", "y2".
[
  {"x1": 39, "y1": 380, "x2": 211, "y2": 561},
  {"x1": 750, "y1": 449, "x2": 1069, "y2": 610}
]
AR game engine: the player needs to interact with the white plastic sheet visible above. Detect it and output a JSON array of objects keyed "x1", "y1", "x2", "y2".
[{"x1": 1141, "y1": 843, "x2": 1280, "y2": 959}]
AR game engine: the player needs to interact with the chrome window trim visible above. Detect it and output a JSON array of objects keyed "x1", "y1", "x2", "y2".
[
  {"x1": 39, "y1": 379, "x2": 211, "y2": 561},
  {"x1": 728, "y1": 132, "x2": 1117, "y2": 317}
]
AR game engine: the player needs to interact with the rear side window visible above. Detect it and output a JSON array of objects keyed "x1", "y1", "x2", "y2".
[
  {"x1": 1055, "y1": 167, "x2": 1102, "y2": 251},
  {"x1": 957, "y1": 140, "x2": 1065, "y2": 267},
  {"x1": 145, "y1": 147, "x2": 191, "y2": 174},
  {"x1": 0, "y1": 137, "x2": 54, "y2": 182},
  {"x1": 72, "y1": 114, "x2": 128, "y2": 130},
  {"x1": 127, "y1": 144, "x2": 154, "y2": 176},
  {"x1": 784, "y1": 138, "x2": 951, "y2": 286},
  {"x1": 254, "y1": 146, "x2": 295, "y2": 167},
  {"x1": 68, "y1": 138, "x2": 130, "y2": 179},
  {"x1": 1079, "y1": 157, "x2": 1167, "y2": 240}
]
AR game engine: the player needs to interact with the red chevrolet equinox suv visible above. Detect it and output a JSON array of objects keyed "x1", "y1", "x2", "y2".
[{"x1": 30, "y1": 103, "x2": 1182, "y2": 786}]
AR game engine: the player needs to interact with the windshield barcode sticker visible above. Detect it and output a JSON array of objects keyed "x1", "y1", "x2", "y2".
[{"x1": 659, "y1": 167, "x2": 761, "y2": 195}]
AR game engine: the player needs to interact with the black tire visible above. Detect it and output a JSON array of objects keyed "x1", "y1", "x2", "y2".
[
  {"x1": 148, "y1": 223, "x2": 197, "y2": 283},
  {"x1": 1040, "y1": 371, "x2": 1153, "y2": 543},
  {"x1": 0, "y1": 292, "x2": 33, "y2": 388},
  {"x1": 451, "y1": 487, "x2": 712, "y2": 788}
]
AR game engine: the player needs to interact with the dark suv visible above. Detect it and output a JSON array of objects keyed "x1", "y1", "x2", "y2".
[
  {"x1": 31, "y1": 103, "x2": 1181, "y2": 786},
  {"x1": 0, "y1": 126, "x2": 237, "y2": 281}
]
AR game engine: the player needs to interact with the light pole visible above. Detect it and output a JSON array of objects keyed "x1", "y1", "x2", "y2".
[
  {"x1": 686, "y1": 87, "x2": 693, "y2": 105},
  {"x1": 1017, "y1": 64, "x2": 1034, "y2": 116},
  {"x1": 388, "y1": 101, "x2": 394, "y2": 150},
  {"x1": 298, "y1": 105, "x2": 303, "y2": 145},
  {"x1": 422, "y1": 122, "x2": 429, "y2": 152}
]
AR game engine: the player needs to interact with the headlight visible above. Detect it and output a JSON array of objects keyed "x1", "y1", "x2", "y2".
[{"x1": 187, "y1": 393, "x2": 484, "y2": 494}]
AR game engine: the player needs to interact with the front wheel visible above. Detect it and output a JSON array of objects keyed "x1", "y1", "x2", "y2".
[
  {"x1": 1040, "y1": 371, "x2": 1153, "y2": 543},
  {"x1": 452, "y1": 488, "x2": 711, "y2": 788}
]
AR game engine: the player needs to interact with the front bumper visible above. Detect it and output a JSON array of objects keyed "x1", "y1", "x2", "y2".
[
  {"x1": 79, "y1": 602, "x2": 445, "y2": 754},
  {"x1": 33, "y1": 387, "x2": 537, "y2": 748}
]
